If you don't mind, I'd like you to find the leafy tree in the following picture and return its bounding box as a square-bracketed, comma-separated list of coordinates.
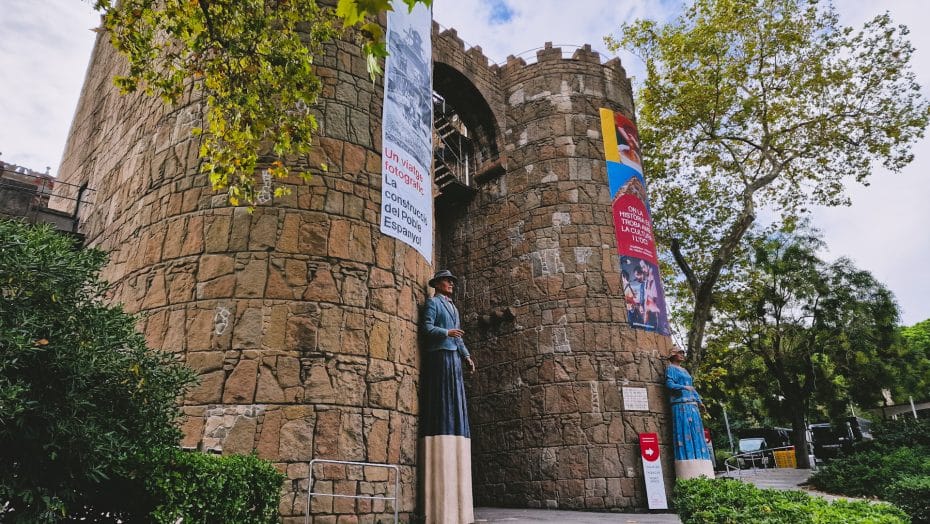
[608, 0, 929, 370]
[92, 0, 431, 207]
[888, 318, 930, 402]
[702, 227, 904, 468]
[0, 219, 195, 522]
[902, 319, 930, 354]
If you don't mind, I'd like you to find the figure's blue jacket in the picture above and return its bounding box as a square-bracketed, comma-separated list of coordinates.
[666, 365, 702, 404]
[421, 295, 470, 358]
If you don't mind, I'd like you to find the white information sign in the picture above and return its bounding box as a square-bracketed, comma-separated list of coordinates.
[639, 433, 669, 509]
[381, 3, 433, 262]
[622, 386, 649, 411]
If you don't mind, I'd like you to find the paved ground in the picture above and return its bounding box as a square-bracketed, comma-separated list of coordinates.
[474, 507, 681, 523]
[718, 467, 854, 501]
[718, 467, 814, 490]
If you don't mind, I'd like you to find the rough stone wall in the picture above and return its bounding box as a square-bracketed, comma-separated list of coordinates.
[58, 26, 429, 524]
[436, 43, 677, 510]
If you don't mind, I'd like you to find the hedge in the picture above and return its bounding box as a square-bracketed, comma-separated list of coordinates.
[674, 478, 907, 524]
[870, 418, 930, 451]
[147, 449, 284, 524]
[808, 447, 930, 497]
[886, 475, 930, 524]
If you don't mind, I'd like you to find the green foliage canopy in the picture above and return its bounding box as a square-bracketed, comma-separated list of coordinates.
[699, 226, 907, 466]
[93, 0, 430, 207]
[0, 220, 195, 522]
[608, 0, 929, 369]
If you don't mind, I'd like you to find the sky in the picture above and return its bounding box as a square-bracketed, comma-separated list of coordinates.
[1, 0, 927, 325]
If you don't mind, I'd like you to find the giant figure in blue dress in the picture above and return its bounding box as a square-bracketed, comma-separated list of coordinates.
[666, 347, 715, 479]
[419, 269, 475, 523]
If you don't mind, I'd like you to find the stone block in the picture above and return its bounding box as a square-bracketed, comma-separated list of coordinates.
[279, 417, 315, 462]
[278, 213, 301, 253]
[232, 307, 263, 349]
[229, 207, 251, 251]
[250, 212, 278, 250]
[267, 265, 298, 299]
[223, 415, 258, 455]
[223, 359, 258, 403]
[305, 363, 336, 403]
[179, 412, 205, 449]
[204, 214, 231, 252]
[256, 364, 286, 403]
[236, 257, 267, 297]
[181, 214, 204, 255]
[199, 254, 235, 281]
[314, 409, 342, 458]
[188, 370, 224, 404]
[167, 270, 195, 304]
[196, 274, 236, 299]
[304, 269, 340, 302]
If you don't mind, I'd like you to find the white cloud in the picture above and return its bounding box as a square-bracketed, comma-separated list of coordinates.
[0, 0, 99, 172]
[433, 0, 682, 77]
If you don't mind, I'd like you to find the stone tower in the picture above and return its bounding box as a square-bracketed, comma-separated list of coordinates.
[59, 19, 430, 523]
[58, 15, 675, 523]
[431, 31, 676, 510]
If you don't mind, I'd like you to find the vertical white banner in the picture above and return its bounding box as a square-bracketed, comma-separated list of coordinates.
[381, 3, 433, 262]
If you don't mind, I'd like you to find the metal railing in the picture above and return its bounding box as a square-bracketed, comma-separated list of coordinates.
[305, 459, 399, 524]
[433, 92, 476, 188]
[723, 445, 800, 477]
[0, 168, 95, 233]
[508, 43, 613, 65]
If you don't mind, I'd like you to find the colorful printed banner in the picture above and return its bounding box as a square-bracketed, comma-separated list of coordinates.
[381, 3, 433, 262]
[600, 108, 670, 335]
[639, 433, 669, 510]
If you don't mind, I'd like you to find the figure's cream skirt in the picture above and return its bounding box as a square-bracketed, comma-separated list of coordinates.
[674, 458, 715, 480]
[420, 435, 474, 524]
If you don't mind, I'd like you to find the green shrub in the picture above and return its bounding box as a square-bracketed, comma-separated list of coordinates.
[715, 449, 734, 467]
[808, 447, 930, 497]
[0, 220, 195, 522]
[872, 418, 930, 451]
[674, 478, 908, 524]
[886, 475, 930, 524]
[148, 449, 285, 524]
[0, 220, 284, 523]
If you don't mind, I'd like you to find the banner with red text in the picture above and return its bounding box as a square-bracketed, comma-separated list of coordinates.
[600, 108, 670, 335]
[381, 3, 433, 262]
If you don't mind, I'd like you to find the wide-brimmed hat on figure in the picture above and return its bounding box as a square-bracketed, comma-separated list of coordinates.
[429, 269, 458, 288]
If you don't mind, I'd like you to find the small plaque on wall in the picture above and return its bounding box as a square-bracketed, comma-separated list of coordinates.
[622, 387, 649, 411]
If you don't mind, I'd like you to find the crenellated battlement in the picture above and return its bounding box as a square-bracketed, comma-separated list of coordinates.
[432, 22, 496, 70]
[431, 24, 630, 89]
[500, 41, 628, 80]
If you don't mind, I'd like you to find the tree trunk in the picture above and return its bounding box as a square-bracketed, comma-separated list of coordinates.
[675, 191, 758, 374]
[687, 290, 713, 373]
[789, 400, 812, 469]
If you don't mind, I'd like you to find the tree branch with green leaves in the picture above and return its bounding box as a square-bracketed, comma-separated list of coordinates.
[92, 0, 431, 207]
[607, 0, 929, 370]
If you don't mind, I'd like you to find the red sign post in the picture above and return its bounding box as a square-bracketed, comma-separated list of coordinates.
[639, 433, 668, 509]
